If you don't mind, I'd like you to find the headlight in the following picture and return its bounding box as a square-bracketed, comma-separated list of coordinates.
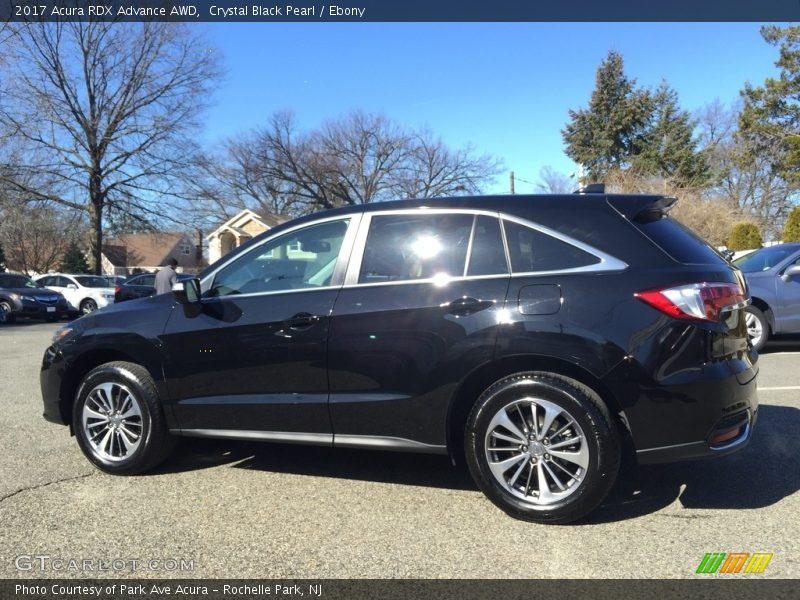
[52, 325, 75, 345]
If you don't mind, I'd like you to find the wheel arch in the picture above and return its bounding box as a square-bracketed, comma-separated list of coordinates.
[59, 348, 164, 428]
[749, 296, 775, 332]
[445, 354, 630, 464]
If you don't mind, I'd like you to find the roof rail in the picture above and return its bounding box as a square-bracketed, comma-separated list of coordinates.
[573, 183, 605, 194]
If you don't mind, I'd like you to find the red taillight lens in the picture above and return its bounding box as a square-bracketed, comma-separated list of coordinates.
[635, 282, 747, 322]
[114, 287, 121, 294]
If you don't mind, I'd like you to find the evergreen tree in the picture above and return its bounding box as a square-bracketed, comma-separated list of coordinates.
[0, 242, 6, 272]
[783, 206, 800, 242]
[727, 223, 763, 251]
[632, 82, 710, 185]
[60, 241, 90, 273]
[740, 26, 800, 185]
[562, 51, 653, 180]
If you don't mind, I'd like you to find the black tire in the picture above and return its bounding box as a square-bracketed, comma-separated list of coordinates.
[465, 372, 620, 524]
[72, 361, 175, 474]
[0, 300, 16, 324]
[745, 305, 769, 352]
[80, 298, 98, 315]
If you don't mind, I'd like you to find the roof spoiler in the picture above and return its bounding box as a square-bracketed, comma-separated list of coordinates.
[607, 195, 678, 222]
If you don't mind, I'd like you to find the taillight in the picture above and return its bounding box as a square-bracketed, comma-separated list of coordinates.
[635, 282, 747, 322]
[114, 287, 121, 295]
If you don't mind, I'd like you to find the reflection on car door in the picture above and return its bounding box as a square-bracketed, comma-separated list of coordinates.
[327, 212, 510, 450]
[160, 217, 358, 440]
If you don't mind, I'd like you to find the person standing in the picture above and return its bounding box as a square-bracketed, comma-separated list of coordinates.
[154, 257, 179, 295]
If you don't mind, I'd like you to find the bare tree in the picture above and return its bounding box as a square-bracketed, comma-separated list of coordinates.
[396, 130, 501, 198]
[0, 201, 87, 275]
[0, 21, 221, 273]
[695, 100, 799, 238]
[536, 166, 574, 194]
[194, 110, 501, 220]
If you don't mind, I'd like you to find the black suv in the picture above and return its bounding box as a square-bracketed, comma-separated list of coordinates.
[41, 193, 758, 523]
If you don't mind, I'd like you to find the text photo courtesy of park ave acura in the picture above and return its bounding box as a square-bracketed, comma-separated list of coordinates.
[1, 5, 799, 594]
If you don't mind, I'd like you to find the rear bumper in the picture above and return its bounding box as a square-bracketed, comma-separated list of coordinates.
[636, 406, 757, 464]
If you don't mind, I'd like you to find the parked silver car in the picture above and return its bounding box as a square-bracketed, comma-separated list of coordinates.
[734, 243, 800, 350]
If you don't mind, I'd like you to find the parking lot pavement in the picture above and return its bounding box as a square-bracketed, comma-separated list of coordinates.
[0, 322, 797, 579]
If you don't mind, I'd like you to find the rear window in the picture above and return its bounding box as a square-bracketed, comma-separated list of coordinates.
[632, 217, 726, 265]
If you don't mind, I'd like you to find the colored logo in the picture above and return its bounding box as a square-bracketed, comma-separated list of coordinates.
[696, 552, 773, 574]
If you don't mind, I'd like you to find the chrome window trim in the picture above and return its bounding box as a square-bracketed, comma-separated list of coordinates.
[200, 213, 360, 297]
[344, 207, 627, 286]
[501, 214, 628, 275]
[463, 216, 478, 277]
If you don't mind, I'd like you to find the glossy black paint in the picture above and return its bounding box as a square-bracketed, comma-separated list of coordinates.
[41, 193, 758, 465]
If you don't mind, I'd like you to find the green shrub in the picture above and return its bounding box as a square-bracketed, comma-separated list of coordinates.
[783, 207, 800, 242]
[727, 223, 763, 251]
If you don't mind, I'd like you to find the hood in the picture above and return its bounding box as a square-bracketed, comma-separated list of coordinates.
[3, 287, 65, 300]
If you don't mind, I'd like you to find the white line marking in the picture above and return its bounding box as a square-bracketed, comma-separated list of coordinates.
[759, 386, 800, 391]
[763, 351, 800, 355]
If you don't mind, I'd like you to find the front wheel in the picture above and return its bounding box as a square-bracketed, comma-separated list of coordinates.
[465, 372, 620, 524]
[745, 305, 769, 352]
[0, 300, 16, 324]
[72, 361, 175, 474]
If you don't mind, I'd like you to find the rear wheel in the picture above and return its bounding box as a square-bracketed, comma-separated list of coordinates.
[465, 372, 620, 524]
[745, 305, 769, 352]
[80, 298, 98, 315]
[72, 361, 175, 474]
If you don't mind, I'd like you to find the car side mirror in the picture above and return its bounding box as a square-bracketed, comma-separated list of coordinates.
[780, 265, 800, 282]
[173, 278, 201, 304]
[67, 284, 78, 290]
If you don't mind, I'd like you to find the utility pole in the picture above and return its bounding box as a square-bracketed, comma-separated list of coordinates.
[509, 171, 515, 195]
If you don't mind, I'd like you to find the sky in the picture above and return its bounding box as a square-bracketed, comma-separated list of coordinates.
[200, 23, 783, 195]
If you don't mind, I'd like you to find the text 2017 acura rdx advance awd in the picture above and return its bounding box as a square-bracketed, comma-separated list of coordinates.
[41, 191, 758, 523]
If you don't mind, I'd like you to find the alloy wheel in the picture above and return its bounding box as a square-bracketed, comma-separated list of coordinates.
[745, 311, 764, 348]
[484, 397, 588, 505]
[81, 382, 143, 462]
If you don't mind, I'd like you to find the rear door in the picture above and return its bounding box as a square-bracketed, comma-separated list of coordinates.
[327, 210, 510, 450]
[775, 252, 800, 333]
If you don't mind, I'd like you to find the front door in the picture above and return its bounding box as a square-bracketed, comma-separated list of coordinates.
[161, 216, 356, 439]
[776, 252, 800, 333]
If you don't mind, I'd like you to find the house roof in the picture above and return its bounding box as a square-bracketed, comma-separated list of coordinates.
[104, 232, 187, 267]
[207, 208, 287, 239]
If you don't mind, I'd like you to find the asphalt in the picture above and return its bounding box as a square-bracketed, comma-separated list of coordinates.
[0, 322, 797, 579]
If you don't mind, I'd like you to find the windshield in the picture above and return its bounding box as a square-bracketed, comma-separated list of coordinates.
[75, 276, 111, 288]
[0, 274, 39, 289]
[733, 245, 800, 273]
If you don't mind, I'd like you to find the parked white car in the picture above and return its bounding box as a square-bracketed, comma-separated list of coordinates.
[34, 273, 115, 315]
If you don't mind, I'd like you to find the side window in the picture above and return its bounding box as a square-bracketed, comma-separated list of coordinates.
[503, 220, 601, 273]
[359, 213, 473, 284]
[59, 277, 75, 287]
[142, 274, 156, 287]
[467, 216, 508, 276]
[39, 277, 53, 287]
[209, 219, 350, 297]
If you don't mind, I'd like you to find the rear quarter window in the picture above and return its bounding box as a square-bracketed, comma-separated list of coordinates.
[633, 217, 727, 265]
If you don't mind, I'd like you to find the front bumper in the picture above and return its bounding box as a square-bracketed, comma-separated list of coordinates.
[17, 298, 69, 319]
[41, 345, 70, 425]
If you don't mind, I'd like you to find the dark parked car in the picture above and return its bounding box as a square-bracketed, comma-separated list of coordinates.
[114, 272, 193, 302]
[41, 192, 758, 523]
[0, 273, 69, 324]
[733, 243, 800, 351]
